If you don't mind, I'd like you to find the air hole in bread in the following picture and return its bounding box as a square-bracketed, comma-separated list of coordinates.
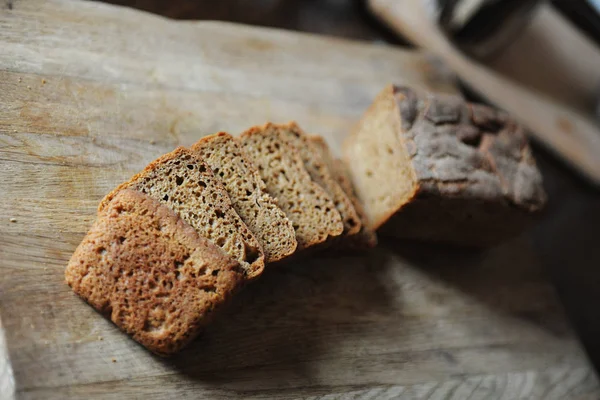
[244, 243, 260, 265]
[143, 319, 165, 333]
[479, 119, 503, 133]
[175, 270, 183, 281]
[186, 164, 194, 170]
[461, 134, 483, 148]
[175, 176, 184, 186]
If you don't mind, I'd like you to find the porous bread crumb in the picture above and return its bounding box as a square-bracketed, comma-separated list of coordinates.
[66, 189, 245, 355]
[98, 147, 264, 279]
[240, 123, 343, 251]
[191, 132, 297, 263]
[278, 123, 361, 237]
[309, 136, 377, 249]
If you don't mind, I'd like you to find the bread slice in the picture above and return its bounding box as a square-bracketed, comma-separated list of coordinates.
[190, 132, 297, 263]
[278, 123, 361, 237]
[343, 84, 547, 246]
[66, 189, 245, 356]
[239, 123, 344, 251]
[309, 136, 377, 249]
[99, 147, 265, 278]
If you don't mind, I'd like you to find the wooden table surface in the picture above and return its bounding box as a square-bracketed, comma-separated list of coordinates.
[1, 1, 599, 399]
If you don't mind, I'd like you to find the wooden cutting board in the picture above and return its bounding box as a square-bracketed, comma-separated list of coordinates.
[0, 1, 598, 399]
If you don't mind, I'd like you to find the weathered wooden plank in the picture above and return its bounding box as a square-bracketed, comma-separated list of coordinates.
[0, 0, 597, 398]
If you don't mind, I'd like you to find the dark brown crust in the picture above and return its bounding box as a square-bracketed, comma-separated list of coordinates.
[99, 147, 265, 279]
[309, 136, 377, 249]
[393, 85, 547, 212]
[381, 86, 547, 245]
[66, 189, 245, 356]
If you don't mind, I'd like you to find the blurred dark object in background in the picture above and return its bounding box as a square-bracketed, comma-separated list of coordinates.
[553, 0, 600, 47]
[102, 0, 296, 23]
[434, 0, 600, 53]
[100, 0, 383, 40]
[432, 0, 600, 116]
[436, 0, 542, 59]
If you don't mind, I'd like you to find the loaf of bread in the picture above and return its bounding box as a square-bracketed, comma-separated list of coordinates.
[66, 189, 245, 356]
[343, 85, 547, 246]
[279, 123, 361, 237]
[309, 136, 377, 249]
[190, 132, 297, 263]
[240, 123, 344, 251]
[99, 147, 265, 279]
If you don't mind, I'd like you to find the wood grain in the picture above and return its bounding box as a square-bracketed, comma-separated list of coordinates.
[0, 0, 598, 398]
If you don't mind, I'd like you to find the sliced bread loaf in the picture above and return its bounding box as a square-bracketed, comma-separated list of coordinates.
[190, 132, 297, 263]
[239, 123, 343, 251]
[278, 123, 361, 237]
[309, 136, 377, 249]
[99, 147, 265, 278]
[66, 189, 245, 356]
[343, 84, 547, 246]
